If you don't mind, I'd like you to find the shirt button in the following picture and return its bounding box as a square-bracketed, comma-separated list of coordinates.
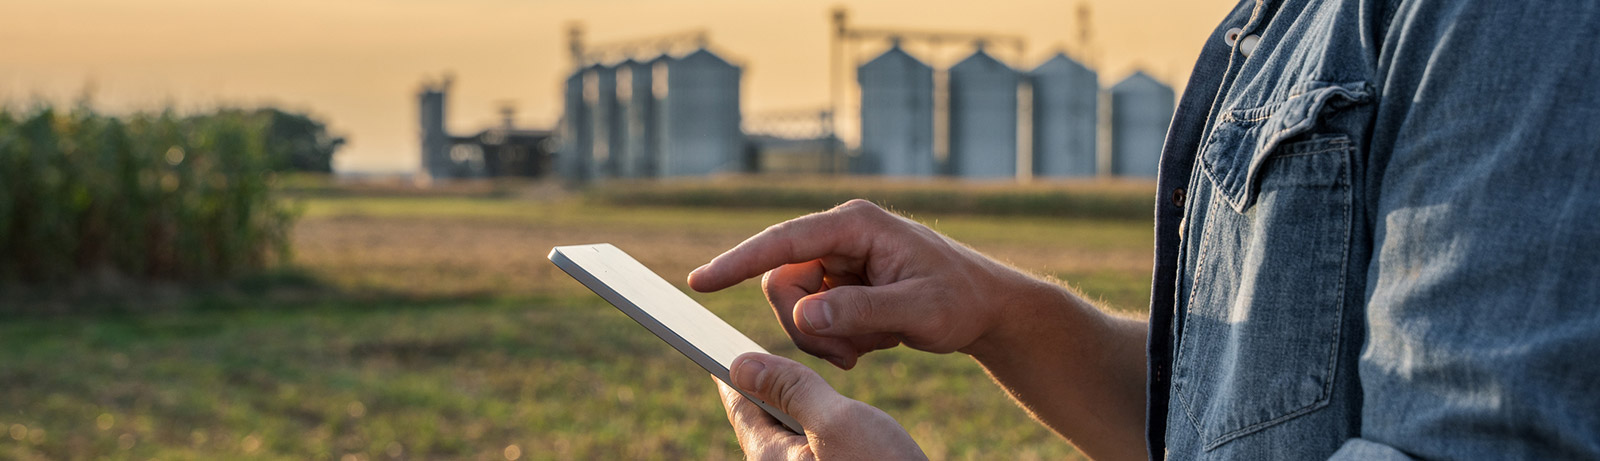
[1172, 188, 1187, 208]
[1240, 34, 1261, 56]
[1224, 28, 1243, 47]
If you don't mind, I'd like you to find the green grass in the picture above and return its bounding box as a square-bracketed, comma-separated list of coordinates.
[0, 183, 1154, 460]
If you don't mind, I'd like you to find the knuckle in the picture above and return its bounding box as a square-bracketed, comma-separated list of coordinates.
[920, 311, 950, 338]
[839, 198, 877, 210]
[806, 398, 869, 436]
[764, 219, 795, 238]
[838, 288, 877, 329]
[783, 444, 813, 461]
[911, 299, 957, 349]
[764, 364, 824, 415]
[760, 268, 777, 291]
[838, 199, 885, 217]
[768, 368, 806, 408]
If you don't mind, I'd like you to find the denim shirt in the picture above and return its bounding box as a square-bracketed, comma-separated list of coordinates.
[1146, 0, 1600, 459]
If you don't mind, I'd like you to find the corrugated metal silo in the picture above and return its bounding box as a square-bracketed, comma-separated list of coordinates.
[1030, 53, 1099, 177]
[617, 58, 657, 178]
[947, 47, 1020, 179]
[585, 63, 623, 179]
[655, 48, 743, 177]
[418, 83, 451, 179]
[560, 70, 593, 183]
[856, 43, 935, 176]
[1109, 71, 1175, 177]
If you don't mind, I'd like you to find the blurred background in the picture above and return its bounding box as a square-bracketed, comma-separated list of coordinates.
[1, 0, 1233, 459]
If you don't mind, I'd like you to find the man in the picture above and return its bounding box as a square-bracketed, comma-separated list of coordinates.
[688, 0, 1600, 458]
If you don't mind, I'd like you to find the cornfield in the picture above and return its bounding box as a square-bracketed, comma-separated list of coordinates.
[0, 105, 296, 284]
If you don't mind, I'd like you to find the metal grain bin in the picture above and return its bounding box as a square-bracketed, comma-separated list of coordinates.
[654, 48, 743, 177]
[1109, 71, 1175, 177]
[857, 43, 936, 177]
[418, 82, 452, 179]
[585, 63, 622, 179]
[560, 70, 593, 183]
[617, 58, 657, 178]
[947, 47, 1020, 179]
[1030, 53, 1099, 177]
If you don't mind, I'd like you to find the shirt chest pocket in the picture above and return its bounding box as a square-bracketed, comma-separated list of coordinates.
[1171, 82, 1368, 449]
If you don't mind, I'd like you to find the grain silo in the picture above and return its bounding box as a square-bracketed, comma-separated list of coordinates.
[1109, 71, 1175, 177]
[418, 79, 452, 179]
[947, 47, 1020, 179]
[617, 58, 657, 178]
[1030, 53, 1099, 178]
[584, 63, 622, 179]
[655, 48, 743, 177]
[856, 43, 936, 177]
[560, 70, 594, 183]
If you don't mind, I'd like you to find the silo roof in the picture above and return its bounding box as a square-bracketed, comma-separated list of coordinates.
[676, 47, 739, 68]
[1031, 52, 1093, 76]
[860, 44, 931, 71]
[950, 48, 1016, 75]
[1111, 71, 1170, 93]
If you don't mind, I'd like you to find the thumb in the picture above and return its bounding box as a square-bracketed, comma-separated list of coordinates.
[795, 282, 938, 340]
[730, 352, 845, 426]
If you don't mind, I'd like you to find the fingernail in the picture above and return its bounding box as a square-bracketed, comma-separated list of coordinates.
[734, 357, 767, 392]
[826, 356, 849, 369]
[802, 299, 832, 333]
[689, 264, 707, 278]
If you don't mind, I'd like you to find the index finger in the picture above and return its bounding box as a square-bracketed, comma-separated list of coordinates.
[688, 200, 880, 292]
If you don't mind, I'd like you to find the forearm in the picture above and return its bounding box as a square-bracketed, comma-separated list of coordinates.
[963, 274, 1149, 461]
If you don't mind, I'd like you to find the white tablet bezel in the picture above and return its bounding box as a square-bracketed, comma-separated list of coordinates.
[549, 243, 805, 434]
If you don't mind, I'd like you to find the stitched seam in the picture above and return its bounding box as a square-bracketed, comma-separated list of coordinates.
[1271, 146, 1347, 158]
[1321, 144, 1353, 422]
[1200, 145, 1355, 450]
[1224, 82, 1369, 126]
[1175, 186, 1222, 435]
[1203, 397, 1334, 450]
[1230, 112, 1274, 123]
[1281, 136, 1350, 155]
[1199, 150, 1249, 222]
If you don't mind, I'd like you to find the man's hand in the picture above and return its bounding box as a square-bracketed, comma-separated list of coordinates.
[695, 199, 1151, 460]
[689, 200, 1044, 369]
[718, 352, 926, 460]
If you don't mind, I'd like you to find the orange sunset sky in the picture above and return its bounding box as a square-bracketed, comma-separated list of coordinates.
[2, 0, 1238, 173]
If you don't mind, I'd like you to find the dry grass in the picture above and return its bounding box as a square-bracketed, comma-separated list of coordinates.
[293, 193, 1153, 311]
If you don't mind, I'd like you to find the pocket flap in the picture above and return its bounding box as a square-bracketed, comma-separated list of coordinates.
[1199, 81, 1371, 213]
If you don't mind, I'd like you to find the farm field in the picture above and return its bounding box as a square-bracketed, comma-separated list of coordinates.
[0, 180, 1155, 460]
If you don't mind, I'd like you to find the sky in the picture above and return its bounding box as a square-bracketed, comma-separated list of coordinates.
[1, 0, 1238, 173]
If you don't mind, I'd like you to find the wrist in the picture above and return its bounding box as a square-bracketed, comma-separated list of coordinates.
[960, 268, 1096, 361]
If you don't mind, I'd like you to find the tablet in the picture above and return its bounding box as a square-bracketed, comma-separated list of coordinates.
[548, 243, 805, 434]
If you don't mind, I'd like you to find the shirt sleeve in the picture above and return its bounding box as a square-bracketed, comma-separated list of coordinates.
[1341, 0, 1600, 458]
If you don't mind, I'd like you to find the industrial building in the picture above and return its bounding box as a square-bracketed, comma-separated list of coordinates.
[558, 43, 745, 182]
[654, 48, 745, 177]
[1030, 53, 1099, 177]
[946, 46, 1021, 179]
[417, 77, 555, 181]
[616, 58, 657, 178]
[418, 15, 1178, 183]
[831, 6, 1169, 181]
[856, 43, 935, 177]
[1109, 71, 1175, 178]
